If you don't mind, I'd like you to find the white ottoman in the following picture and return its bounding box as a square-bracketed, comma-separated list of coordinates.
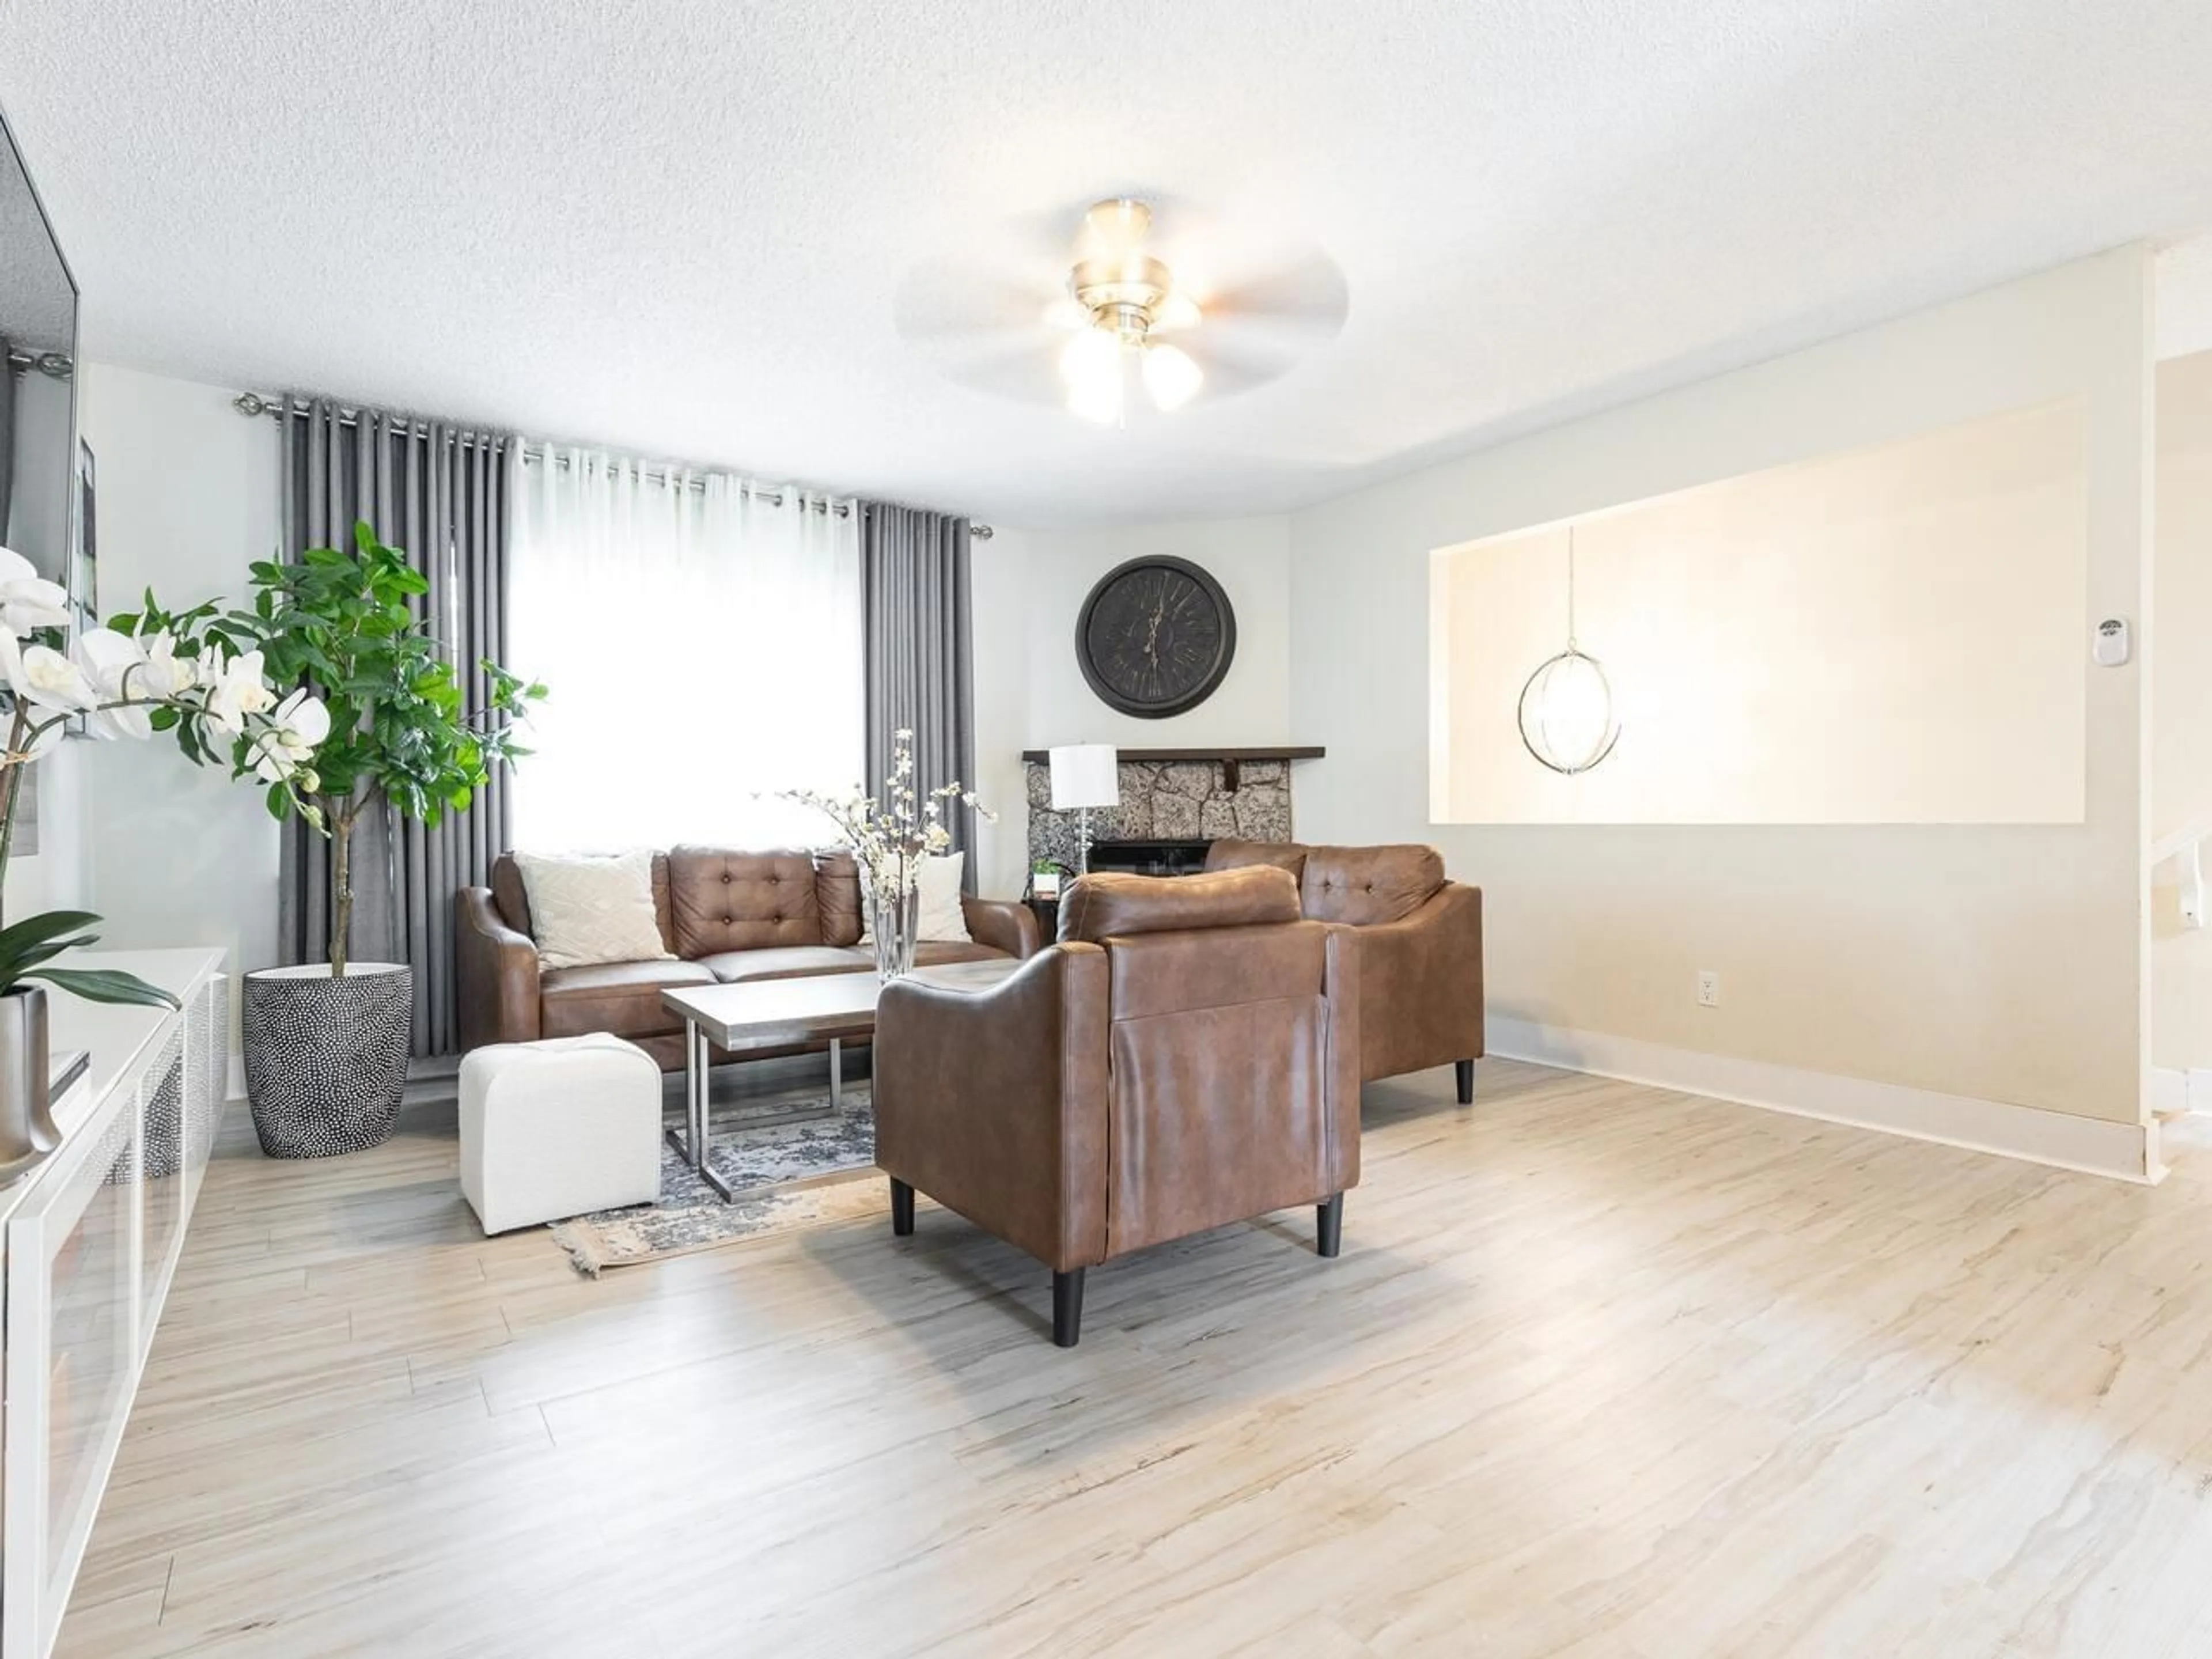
[460, 1034, 662, 1234]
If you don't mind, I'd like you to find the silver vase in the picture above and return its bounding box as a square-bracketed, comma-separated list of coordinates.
[872, 884, 921, 982]
[0, 984, 59, 1185]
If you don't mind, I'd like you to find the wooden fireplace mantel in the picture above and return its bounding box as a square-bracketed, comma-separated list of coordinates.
[1019, 747, 1324, 792]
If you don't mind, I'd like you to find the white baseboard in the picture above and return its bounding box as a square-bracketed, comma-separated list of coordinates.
[1490, 1017, 2162, 1185]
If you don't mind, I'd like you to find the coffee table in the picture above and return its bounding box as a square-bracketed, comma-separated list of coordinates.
[659, 960, 1020, 1200]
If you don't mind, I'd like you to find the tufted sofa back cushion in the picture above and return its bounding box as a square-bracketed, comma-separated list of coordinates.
[1202, 837, 1312, 884]
[814, 850, 865, 947]
[1300, 844, 1445, 926]
[667, 847, 824, 957]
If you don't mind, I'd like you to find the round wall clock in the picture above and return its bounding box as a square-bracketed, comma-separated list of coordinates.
[1075, 555, 1238, 718]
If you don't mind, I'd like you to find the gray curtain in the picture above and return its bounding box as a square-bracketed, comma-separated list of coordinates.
[278, 396, 512, 1058]
[861, 503, 976, 888]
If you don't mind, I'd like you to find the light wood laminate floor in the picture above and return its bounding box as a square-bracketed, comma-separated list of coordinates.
[56, 1059, 2212, 1659]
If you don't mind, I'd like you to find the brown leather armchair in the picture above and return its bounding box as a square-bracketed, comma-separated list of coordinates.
[1206, 839, 1483, 1102]
[873, 865, 1361, 1346]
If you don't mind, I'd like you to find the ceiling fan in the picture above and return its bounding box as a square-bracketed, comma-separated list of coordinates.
[895, 196, 1350, 423]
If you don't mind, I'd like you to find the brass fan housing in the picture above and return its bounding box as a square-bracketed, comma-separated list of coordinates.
[1068, 200, 1181, 344]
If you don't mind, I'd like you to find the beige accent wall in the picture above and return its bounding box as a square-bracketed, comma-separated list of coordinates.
[1430, 402, 2089, 826]
[2152, 350, 2212, 1071]
[1290, 249, 2154, 1124]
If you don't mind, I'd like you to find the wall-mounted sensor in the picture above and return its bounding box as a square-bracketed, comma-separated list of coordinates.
[2094, 618, 2131, 667]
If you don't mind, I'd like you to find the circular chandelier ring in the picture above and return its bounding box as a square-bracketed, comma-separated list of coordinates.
[1516, 646, 1622, 777]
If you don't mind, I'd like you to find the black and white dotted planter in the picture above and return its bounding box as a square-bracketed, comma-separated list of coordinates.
[242, 964, 412, 1160]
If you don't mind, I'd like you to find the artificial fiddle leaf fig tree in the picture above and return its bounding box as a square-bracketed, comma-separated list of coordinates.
[120, 520, 543, 1160]
[228, 520, 542, 976]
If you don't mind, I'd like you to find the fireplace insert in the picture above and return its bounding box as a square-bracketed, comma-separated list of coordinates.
[1084, 839, 1213, 878]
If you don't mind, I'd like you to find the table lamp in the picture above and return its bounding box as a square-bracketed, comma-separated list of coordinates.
[1048, 745, 1119, 875]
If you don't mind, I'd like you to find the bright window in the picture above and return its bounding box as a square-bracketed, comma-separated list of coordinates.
[508, 449, 863, 850]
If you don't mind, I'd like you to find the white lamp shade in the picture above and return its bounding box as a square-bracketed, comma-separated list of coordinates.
[1049, 744, 1120, 810]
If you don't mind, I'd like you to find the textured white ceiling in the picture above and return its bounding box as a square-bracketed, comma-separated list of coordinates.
[2, 1, 2209, 527]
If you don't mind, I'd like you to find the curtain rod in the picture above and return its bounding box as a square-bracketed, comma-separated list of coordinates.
[230, 391, 993, 538]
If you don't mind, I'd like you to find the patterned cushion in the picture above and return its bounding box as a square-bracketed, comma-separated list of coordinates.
[512, 850, 675, 971]
[857, 853, 971, 944]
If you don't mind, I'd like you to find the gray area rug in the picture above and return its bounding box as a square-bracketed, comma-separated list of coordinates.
[549, 1085, 885, 1276]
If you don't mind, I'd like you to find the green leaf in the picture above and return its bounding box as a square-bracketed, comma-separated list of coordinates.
[28, 968, 180, 1010]
[0, 910, 104, 961]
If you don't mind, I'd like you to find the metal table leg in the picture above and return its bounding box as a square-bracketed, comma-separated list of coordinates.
[830, 1037, 842, 1111]
[664, 1017, 736, 1200]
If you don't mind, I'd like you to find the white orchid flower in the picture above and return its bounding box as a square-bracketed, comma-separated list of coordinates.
[200, 648, 277, 734]
[134, 630, 198, 699]
[250, 688, 330, 783]
[73, 628, 156, 740]
[0, 547, 71, 637]
[72, 627, 144, 692]
[0, 632, 97, 714]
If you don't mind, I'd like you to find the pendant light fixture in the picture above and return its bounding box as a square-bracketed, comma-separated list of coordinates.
[1517, 526, 1620, 775]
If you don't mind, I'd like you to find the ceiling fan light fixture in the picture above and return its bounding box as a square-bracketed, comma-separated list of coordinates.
[1152, 290, 1203, 333]
[1061, 327, 1125, 424]
[1056, 199, 1213, 422]
[1142, 342, 1203, 411]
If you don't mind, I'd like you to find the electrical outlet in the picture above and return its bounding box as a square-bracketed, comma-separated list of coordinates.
[1696, 971, 1721, 1009]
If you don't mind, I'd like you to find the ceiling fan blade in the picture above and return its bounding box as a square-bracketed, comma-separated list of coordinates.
[910, 339, 1071, 408]
[893, 263, 1063, 354]
[1199, 252, 1351, 342]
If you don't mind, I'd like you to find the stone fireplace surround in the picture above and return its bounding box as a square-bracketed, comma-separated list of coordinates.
[1020, 748, 1321, 873]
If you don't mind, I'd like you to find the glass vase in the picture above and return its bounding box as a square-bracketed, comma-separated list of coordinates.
[872, 881, 921, 982]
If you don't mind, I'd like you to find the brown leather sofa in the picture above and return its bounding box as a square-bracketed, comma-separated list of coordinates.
[1205, 838, 1484, 1101]
[456, 847, 1041, 1071]
[873, 865, 1360, 1346]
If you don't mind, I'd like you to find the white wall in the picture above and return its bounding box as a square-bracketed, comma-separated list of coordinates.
[2152, 349, 2212, 1071]
[968, 513, 1294, 896]
[75, 363, 282, 1032]
[1289, 249, 2154, 1129]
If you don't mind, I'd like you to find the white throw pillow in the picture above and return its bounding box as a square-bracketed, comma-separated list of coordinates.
[917, 852, 971, 942]
[512, 850, 673, 971]
[857, 853, 972, 944]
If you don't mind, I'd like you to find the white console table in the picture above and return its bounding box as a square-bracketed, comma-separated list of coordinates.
[0, 949, 226, 1659]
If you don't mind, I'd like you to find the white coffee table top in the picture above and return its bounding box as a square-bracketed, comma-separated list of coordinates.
[660, 959, 1020, 1050]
